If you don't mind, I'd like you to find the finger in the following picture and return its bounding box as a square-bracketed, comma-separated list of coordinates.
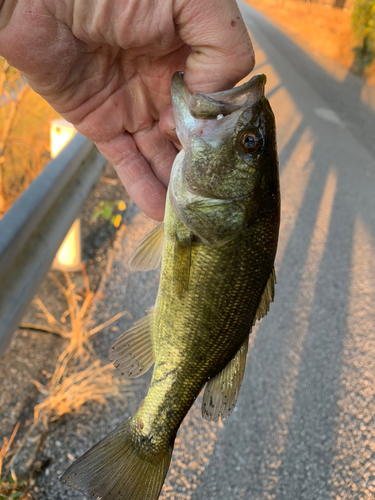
[133, 122, 179, 188]
[174, 0, 255, 94]
[96, 133, 167, 221]
[159, 105, 181, 148]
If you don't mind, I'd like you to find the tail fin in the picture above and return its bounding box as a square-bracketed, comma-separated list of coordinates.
[60, 420, 172, 500]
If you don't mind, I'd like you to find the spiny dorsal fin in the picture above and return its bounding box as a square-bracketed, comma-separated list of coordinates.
[129, 223, 164, 272]
[253, 267, 276, 325]
[61, 419, 172, 500]
[109, 311, 154, 378]
[202, 334, 249, 422]
[173, 232, 192, 298]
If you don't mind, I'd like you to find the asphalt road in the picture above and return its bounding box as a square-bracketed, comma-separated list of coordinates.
[188, 4, 375, 499]
[36, 3, 375, 499]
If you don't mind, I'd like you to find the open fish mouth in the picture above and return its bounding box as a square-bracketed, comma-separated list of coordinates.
[170, 72, 266, 207]
[189, 73, 267, 119]
[172, 72, 266, 120]
[171, 72, 266, 151]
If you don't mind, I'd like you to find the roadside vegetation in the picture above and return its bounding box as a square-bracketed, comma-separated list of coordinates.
[0, 269, 133, 500]
[0, 58, 60, 217]
[92, 199, 127, 228]
[245, 0, 375, 85]
[352, 0, 375, 75]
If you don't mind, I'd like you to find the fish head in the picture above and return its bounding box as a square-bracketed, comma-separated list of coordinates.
[169, 72, 279, 247]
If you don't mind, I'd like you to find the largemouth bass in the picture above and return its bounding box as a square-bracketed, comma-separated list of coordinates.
[61, 71, 280, 500]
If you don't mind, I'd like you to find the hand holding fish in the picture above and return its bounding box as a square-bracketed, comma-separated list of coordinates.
[0, 0, 254, 220]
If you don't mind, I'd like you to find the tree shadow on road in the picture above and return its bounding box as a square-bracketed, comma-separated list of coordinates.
[191, 9, 375, 500]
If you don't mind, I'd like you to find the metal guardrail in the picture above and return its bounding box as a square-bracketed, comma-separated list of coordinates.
[0, 133, 107, 354]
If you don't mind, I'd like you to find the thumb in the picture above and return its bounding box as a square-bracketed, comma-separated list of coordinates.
[174, 0, 255, 94]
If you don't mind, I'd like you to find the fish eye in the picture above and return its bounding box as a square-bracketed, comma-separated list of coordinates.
[240, 133, 262, 154]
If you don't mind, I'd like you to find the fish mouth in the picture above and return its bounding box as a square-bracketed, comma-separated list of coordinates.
[171, 72, 266, 152]
[171, 72, 266, 121]
[189, 73, 266, 119]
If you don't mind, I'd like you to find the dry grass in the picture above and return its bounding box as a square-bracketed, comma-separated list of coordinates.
[0, 423, 27, 499]
[30, 271, 130, 360]
[0, 424, 19, 478]
[33, 360, 120, 423]
[245, 0, 375, 84]
[5, 268, 133, 475]
[30, 270, 132, 427]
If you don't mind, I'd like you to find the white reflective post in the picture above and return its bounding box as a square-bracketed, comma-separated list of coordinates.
[50, 119, 82, 271]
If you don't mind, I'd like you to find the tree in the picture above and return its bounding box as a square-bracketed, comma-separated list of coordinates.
[0, 58, 29, 213]
[351, 0, 375, 75]
[334, 0, 347, 9]
[0, 57, 59, 216]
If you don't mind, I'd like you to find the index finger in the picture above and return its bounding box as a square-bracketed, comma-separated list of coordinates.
[97, 132, 167, 222]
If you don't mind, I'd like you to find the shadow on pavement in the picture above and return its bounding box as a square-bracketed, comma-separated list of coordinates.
[190, 6, 375, 500]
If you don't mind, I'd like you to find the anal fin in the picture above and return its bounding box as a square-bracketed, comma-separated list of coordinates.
[109, 311, 154, 378]
[202, 334, 249, 422]
[129, 223, 164, 272]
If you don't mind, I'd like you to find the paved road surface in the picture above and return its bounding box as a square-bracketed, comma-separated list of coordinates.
[37, 3, 375, 499]
[189, 4, 375, 499]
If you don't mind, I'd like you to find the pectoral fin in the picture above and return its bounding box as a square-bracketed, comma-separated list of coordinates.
[254, 267, 276, 324]
[202, 334, 249, 422]
[109, 311, 154, 378]
[129, 223, 164, 272]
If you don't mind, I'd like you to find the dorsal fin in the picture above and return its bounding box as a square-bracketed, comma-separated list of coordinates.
[202, 334, 249, 422]
[254, 267, 276, 324]
[201, 268, 276, 422]
[129, 223, 164, 272]
[109, 311, 155, 378]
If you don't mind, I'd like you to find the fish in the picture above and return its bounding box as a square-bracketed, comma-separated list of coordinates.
[61, 71, 280, 500]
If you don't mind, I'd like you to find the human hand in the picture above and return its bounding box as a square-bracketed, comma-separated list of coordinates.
[0, 0, 254, 220]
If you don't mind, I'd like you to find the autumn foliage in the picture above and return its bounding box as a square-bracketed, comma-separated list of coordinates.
[0, 57, 60, 217]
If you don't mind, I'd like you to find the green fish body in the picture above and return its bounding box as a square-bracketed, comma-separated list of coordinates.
[62, 72, 280, 500]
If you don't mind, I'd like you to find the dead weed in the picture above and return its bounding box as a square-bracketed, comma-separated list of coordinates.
[5, 267, 133, 476]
